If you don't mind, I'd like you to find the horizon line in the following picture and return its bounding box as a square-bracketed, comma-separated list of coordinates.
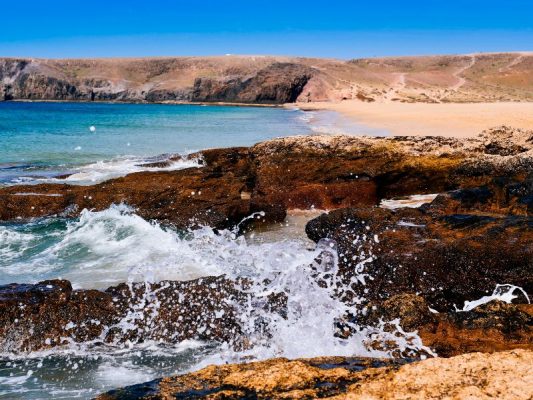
[1, 50, 532, 62]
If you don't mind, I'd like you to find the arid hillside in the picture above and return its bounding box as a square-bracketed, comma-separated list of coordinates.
[1, 52, 532, 104]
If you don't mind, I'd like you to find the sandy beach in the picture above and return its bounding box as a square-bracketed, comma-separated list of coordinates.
[297, 101, 533, 138]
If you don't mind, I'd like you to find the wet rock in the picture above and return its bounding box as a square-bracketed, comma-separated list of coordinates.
[360, 295, 533, 357]
[429, 173, 533, 216]
[425, 302, 533, 357]
[104, 277, 248, 346]
[0, 149, 276, 231]
[1, 128, 532, 232]
[0, 277, 250, 353]
[1, 278, 530, 357]
[0, 280, 116, 352]
[134, 154, 184, 168]
[306, 206, 533, 311]
[97, 349, 533, 399]
[362, 294, 439, 332]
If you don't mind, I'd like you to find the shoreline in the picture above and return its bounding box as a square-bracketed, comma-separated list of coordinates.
[6, 99, 285, 108]
[296, 100, 533, 138]
[1, 129, 532, 398]
[6, 99, 533, 139]
[295, 100, 533, 138]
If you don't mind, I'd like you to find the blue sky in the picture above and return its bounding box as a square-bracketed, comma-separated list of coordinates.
[1, 0, 531, 59]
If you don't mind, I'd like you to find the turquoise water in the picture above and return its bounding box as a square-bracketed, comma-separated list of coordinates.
[0, 102, 320, 398]
[0, 102, 409, 399]
[0, 102, 313, 185]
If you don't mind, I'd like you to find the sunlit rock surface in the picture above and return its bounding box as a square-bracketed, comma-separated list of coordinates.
[2, 54, 533, 103]
[97, 349, 533, 399]
[1, 127, 531, 231]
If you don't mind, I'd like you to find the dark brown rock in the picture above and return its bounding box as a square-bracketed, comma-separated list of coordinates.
[0, 277, 249, 353]
[430, 174, 533, 216]
[0, 280, 116, 352]
[306, 205, 533, 311]
[0, 149, 276, 231]
[359, 294, 533, 357]
[1, 129, 532, 232]
[1, 277, 531, 356]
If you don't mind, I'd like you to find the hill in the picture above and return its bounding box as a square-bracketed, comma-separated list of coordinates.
[1, 53, 532, 104]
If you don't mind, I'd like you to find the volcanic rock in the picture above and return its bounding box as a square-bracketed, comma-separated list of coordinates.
[2, 128, 532, 232]
[1, 278, 531, 356]
[96, 349, 533, 399]
[0, 277, 248, 353]
[306, 204, 532, 311]
[2, 53, 533, 103]
[191, 63, 313, 104]
[360, 294, 533, 357]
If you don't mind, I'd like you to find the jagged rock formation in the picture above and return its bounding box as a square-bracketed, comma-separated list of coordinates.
[305, 198, 532, 311]
[1, 127, 532, 397]
[361, 295, 532, 357]
[1, 126, 531, 230]
[1, 52, 532, 104]
[0, 277, 246, 353]
[97, 349, 533, 399]
[1, 278, 531, 355]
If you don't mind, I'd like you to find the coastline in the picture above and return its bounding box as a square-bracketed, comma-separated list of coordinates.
[8, 99, 285, 108]
[7, 99, 533, 139]
[295, 100, 533, 138]
[1, 128, 532, 398]
[5, 100, 381, 142]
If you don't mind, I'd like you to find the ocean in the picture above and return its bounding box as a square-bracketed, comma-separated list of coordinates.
[0, 102, 318, 186]
[0, 102, 403, 399]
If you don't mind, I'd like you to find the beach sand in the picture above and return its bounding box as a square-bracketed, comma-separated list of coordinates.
[296, 101, 533, 138]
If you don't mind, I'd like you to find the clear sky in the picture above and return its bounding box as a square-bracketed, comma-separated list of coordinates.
[1, 0, 531, 59]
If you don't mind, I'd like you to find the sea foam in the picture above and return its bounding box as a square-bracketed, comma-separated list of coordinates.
[0, 206, 434, 398]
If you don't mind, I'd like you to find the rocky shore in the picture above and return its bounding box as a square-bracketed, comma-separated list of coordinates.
[1, 277, 530, 356]
[2, 126, 532, 229]
[97, 349, 533, 399]
[0, 126, 531, 398]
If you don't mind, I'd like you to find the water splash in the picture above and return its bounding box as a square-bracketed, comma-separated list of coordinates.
[47, 153, 202, 185]
[455, 284, 530, 312]
[0, 206, 434, 398]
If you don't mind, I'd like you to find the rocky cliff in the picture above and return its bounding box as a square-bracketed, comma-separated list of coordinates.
[1, 52, 532, 104]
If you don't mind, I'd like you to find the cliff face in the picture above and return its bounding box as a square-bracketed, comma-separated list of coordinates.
[191, 63, 313, 103]
[1, 52, 532, 104]
[0, 58, 315, 104]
